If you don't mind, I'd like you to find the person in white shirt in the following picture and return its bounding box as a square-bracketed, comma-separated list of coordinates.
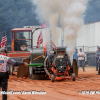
[77, 48, 85, 72]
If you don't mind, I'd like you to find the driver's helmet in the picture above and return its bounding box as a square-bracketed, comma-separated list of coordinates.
[19, 33, 23, 37]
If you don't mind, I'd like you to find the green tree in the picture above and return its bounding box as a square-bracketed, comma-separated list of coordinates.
[0, 0, 40, 46]
[84, 0, 100, 24]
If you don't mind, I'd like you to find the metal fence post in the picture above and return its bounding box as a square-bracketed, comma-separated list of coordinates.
[83, 45, 84, 52]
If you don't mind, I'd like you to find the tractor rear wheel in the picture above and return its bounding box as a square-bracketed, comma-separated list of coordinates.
[29, 66, 34, 80]
[72, 73, 76, 81]
[29, 59, 45, 80]
[9, 65, 13, 75]
[51, 74, 54, 82]
[29, 67, 45, 80]
[29, 59, 34, 80]
[73, 59, 78, 77]
[37, 74, 45, 80]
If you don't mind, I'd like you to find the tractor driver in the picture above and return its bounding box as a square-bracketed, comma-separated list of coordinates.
[17, 33, 27, 51]
[18, 33, 26, 39]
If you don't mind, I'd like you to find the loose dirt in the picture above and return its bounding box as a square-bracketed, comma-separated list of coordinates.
[0, 67, 100, 100]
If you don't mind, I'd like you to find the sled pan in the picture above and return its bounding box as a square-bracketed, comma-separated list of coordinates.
[73, 59, 78, 77]
[17, 58, 29, 78]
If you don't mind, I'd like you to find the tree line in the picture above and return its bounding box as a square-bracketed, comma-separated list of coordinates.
[0, 0, 40, 45]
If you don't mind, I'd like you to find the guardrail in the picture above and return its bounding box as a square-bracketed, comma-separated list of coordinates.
[76, 46, 99, 53]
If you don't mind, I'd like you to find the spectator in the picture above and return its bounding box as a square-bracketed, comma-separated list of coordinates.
[96, 47, 100, 72]
[0, 48, 28, 100]
[77, 48, 85, 72]
[73, 48, 78, 68]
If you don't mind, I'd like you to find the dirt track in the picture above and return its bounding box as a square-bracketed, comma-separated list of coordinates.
[1, 67, 100, 100]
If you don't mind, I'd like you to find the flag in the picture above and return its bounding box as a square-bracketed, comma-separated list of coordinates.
[41, 22, 47, 28]
[0, 35, 7, 48]
[36, 31, 43, 48]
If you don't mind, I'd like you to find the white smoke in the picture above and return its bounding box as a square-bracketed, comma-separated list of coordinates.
[31, 0, 88, 63]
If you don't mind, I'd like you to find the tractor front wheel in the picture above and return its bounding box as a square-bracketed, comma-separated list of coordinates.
[29, 66, 34, 80]
[72, 73, 76, 81]
[51, 74, 54, 82]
